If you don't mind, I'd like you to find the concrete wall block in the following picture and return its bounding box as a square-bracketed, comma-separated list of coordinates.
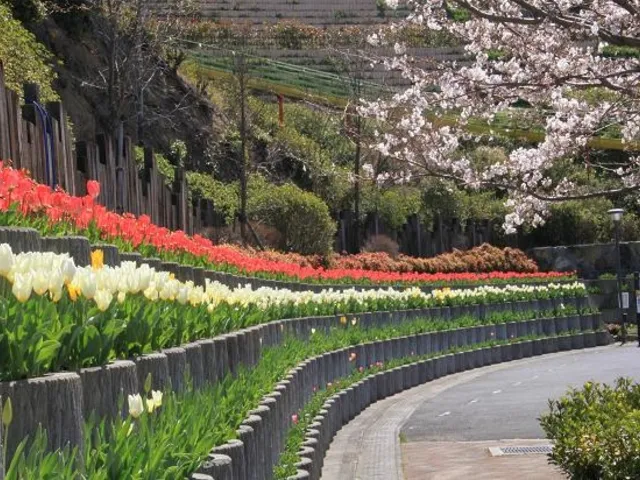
[559, 335, 572, 351]
[183, 342, 205, 390]
[214, 337, 230, 382]
[160, 261, 180, 276]
[500, 344, 513, 362]
[236, 332, 252, 368]
[568, 315, 581, 332]
[596, 330, 612, 346]
[79, 360, 138, 419]
[495, 323, 507, 341]
[242, 415, 264, 480]
[191, 473, 215, 480]
[238, 425, 257, 480]
[0, 372, 83, 462]
[259, 396, 279, 473]
[198, 339, 219, 386]
[201, 453, 232, 480]
[555, 317, 569, 334]
[571, 333, 585, 350]
[286, 469, 310, 479]
[506, 322, 518, 340]
[177, 265, 195, 283]
[482, 347, 492, 366]
[162, 347, 187, 393]
[41, 236, 91, 266]
[511, 342, 524, 360]
[212, 440, 246, 480]
[0, 227, 42, 254]
[491, 346, 502, 364]
[226, 334, 241, 377]
[192, 267, 205, 287]
[247, 409, 269, 480]
[135, 352, 170, 392]
[531, 339, 542, 356]
[473, 349, 484, 368]
[143, 258, 162, 270]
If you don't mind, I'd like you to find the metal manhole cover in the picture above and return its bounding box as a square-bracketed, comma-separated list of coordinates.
[489, 445, 553, 456]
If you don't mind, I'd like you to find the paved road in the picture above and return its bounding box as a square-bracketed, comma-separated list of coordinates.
[401, 344, 639, 442]
[321, 345, 639, 480]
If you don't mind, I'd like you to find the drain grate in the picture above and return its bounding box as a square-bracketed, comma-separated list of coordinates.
[489, 445, 553, 456]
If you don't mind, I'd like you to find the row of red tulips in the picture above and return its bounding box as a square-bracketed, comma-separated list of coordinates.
[0, 162, 574, 285]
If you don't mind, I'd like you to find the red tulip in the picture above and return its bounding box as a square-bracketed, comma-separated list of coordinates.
[86, 180, 100, 199]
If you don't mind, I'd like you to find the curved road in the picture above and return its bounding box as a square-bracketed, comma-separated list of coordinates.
[321, 344, 638, 480]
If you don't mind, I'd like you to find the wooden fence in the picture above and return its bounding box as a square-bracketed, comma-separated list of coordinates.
[337, 210, 506, 256]
[0, 61, 213, 236]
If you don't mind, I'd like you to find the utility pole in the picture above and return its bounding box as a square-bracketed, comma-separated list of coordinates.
[235, 51, 249, 245]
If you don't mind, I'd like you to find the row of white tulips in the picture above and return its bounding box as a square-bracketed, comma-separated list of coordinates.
[0, 244, 587, 312]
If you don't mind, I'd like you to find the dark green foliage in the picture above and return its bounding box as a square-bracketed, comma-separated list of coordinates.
[540, 378, 640, 480]
[249, 181, 337, 255]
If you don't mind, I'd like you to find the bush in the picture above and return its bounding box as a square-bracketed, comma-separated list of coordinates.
[362, 234, 400, 258]
[540, 378, 640, 480]
[249, 182, 336, 256]
[0, 3, 58, 102]
[330, 243, 538, 273]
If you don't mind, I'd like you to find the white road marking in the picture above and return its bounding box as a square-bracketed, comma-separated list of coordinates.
[492, 389, 502, 394]
[532, 375, 539, 380]
[513, 381, 522, 386]
[468, 398, 479, 404]
[438, 411, 451, 417]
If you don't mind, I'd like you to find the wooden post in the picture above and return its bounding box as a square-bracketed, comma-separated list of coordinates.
[146, 148, 158, 224]
[0, 61, 11, 161]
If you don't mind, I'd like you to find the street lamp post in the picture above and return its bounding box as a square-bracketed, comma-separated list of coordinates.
[608, 208, 625, 342]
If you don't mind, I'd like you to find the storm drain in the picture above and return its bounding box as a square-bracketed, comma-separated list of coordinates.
[489, 445, 553, 456]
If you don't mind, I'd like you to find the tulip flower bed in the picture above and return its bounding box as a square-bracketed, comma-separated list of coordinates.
[1, 308, 602, 479]
[0, 163, 574, 286]
[0, 244, 588, 381]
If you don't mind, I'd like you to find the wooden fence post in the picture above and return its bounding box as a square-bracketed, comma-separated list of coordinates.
[0, 61, 11, 161]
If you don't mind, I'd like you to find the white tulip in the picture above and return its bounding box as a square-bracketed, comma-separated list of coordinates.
[12, 273, 33, 303]
[61, 258, 76, 284]
[128, 394, 144, 418]
[94, 289, 113, 312]
[0, 244, 14, 276]
[176, 287, 189, 305]
[32, 270, 49, 296]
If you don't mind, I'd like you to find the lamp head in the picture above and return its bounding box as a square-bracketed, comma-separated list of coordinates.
[608, 208, 624, 223]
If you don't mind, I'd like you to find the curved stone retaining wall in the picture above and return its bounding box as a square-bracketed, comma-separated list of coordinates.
[0, 296, 582, 461]
[190, 317, 609, 480]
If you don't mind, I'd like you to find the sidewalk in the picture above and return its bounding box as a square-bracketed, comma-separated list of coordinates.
[401, 439, 566, 480]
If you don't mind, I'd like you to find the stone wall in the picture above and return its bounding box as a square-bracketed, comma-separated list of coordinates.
[530, 242, 640, 278]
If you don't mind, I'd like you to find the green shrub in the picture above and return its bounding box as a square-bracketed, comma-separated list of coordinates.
[540, 378, 640, 480]
[249, 181, 336, 255]
[0, 2, 58, 102]
[186, 171, 239, 224]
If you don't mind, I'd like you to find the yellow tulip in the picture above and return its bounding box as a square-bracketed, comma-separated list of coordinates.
[67, 283, 81, 302]
[91, 249, 104, 270]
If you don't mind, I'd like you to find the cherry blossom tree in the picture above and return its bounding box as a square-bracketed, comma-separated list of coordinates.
[364, 0, 640, 232]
